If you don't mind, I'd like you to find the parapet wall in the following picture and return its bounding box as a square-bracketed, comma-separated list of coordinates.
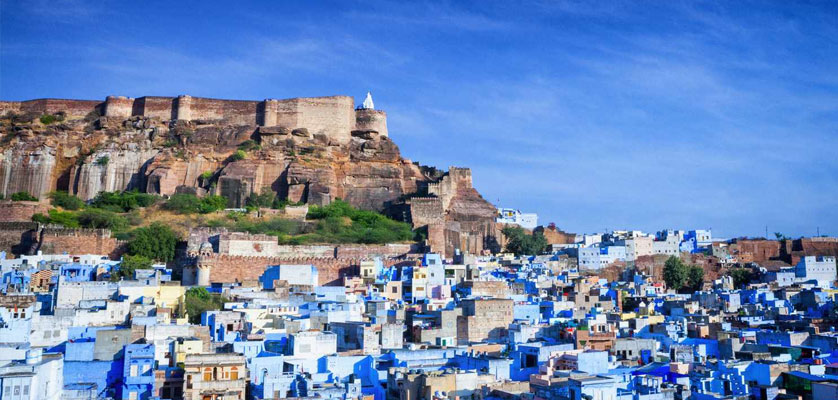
[202, 254, 365, 286]
[2, 94, 389, 145]
[0, 99, 104, 118]
[38, 227, 124, 258]
[0, 201, 50, 222]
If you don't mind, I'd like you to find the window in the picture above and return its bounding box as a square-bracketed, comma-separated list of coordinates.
[22, 386, 28, 395]
[230, 366, 239, 380]
[130, 364, 138, 376]
[203, 368, 212, 381]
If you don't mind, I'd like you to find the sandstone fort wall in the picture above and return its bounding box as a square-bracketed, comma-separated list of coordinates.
[38, 227, 124, 258]
[202, 254, 363, 286]
[1, 95, 381, 146]
[0, 201, 50, 222]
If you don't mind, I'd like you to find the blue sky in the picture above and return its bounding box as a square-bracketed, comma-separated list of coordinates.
[2, 1, 837, 238]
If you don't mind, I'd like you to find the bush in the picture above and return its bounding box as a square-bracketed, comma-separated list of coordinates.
[246, 188, 275, 209]
[165, 193, 227, 214]
[49, 191, 85, 210]
[10, 191, 37, 201]
[230, 149, 246, 161]
[198, 195, 228, 214]
[90, 191, 157, 212]
[237, 139, 261, 152]
[95, 156, 109, 166]
[39, 114, 56, 124]
[199, 171, 214, 180]
[164, 193, 201, 214]
[127, 222, 178, 262]
[32, 209, 80, 228]
[306, 199, 415, 244]
[77, 209, 128, 231]
[109, 254, 153, 282]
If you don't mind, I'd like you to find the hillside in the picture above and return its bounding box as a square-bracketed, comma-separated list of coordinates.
[0, 94, 499, 256]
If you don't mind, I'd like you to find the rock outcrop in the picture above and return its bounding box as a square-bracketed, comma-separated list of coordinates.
[0, 94, 499, 257]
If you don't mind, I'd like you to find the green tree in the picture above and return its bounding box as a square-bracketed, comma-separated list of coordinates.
[10, 191, 37, 201]
[687, 266, 705, 291]
[246, 188, 275, 208]
[198, 195, 228, 213]
[663, 256, 688, 291]
[184, 287, 225, 324]
[127, 222, 178, 262]
[77, 209, 129, 231]
[728, 267, 754, 289]
[90, 191, 157, 212]
[109, 255, 153, 282]
[49, 191, 85, 210]
[501, 225, 548, 256]
[164, 193, 202, 213]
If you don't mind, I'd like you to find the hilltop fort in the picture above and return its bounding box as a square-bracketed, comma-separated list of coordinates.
[0, 93, 499, 257]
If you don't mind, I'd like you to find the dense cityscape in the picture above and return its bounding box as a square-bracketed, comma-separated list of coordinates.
[2, 2, 837, 400]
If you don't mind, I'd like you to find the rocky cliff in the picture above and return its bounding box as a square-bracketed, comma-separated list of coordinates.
[0, 95, 499, 257]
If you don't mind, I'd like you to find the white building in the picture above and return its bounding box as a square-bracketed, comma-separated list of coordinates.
[795, 256, 837, 288]
[617, 236, 654, 262]
[497, 208, 538, 230]
[578, 246, 627, 269]
[652, 235, 680, 257]
[0, 348, 64, 400]
[290, 331, 337, 358]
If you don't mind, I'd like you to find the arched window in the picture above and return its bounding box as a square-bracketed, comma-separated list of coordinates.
[230, 366, 239, 380]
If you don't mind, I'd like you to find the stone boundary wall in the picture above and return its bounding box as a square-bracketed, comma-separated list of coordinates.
[204, 254, 371, 286]
[0, 99, 104, 118]
[38, 227, 125, 258]
[0, 200, 50, 222]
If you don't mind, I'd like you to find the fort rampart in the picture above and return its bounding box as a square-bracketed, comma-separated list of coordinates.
[0, 95, 387, 145]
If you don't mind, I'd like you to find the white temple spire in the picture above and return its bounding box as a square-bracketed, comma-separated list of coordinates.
[362, 91, 375, 110]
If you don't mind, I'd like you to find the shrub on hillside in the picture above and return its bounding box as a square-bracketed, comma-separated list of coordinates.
[229, 149, 246, 161]
[32, 209, 80, 228]
[306, 199, 414, 244]
[165, 193, 228, 214]
[246, 188, 275, 209]
[76, 209, 129, 232]
[39, 114, 56, 124]
[49, 191, 85, 210]
[90, 191, 157, 212]
[10, 191, 37, 201]
[237, 139, 261, 152]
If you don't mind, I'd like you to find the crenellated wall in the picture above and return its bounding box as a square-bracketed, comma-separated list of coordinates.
[0, 94, 388, 146]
